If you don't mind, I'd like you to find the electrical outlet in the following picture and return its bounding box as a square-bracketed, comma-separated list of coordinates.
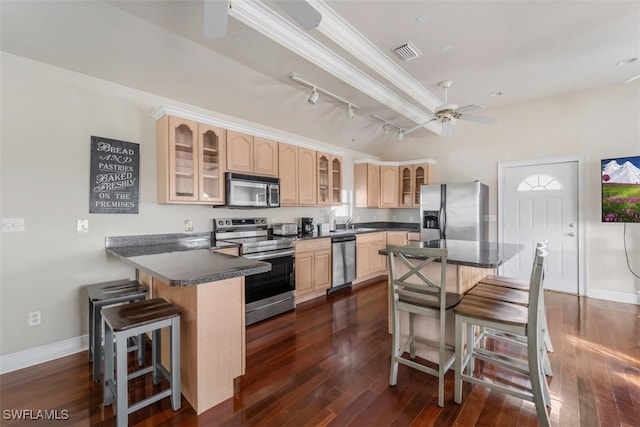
[28, 311, 41, 326]
[184, 219, 193, 232]
[76, 219, 88, 234]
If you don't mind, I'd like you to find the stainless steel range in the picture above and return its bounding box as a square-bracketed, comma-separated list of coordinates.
[213, 217, 295, 325]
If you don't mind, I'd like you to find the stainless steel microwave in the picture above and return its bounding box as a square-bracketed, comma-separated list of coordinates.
[225, 172, 280, 208]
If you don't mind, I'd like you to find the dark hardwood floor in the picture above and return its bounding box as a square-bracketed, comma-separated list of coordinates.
[1, 280, 639, 426]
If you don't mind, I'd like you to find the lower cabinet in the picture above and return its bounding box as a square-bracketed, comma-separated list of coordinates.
[355, 232, 387, 281]
[295, 238, 331, 304]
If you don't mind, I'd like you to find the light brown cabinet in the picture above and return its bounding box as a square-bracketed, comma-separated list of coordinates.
[278, 143, 299, 205]
[355, 232, 387, 280]
[295, 238, 331, 303]
[157, 115, 226, 205]
[298, 147, 317, 205]
[399, 163, 433, 207]
[354, 163, 380, 208]
[278, 144, 316, 206]
[226, 131, 278, 177]
[380, 166, 399, 207]
[386, 231, 408, 247]
[317, 153, 342, 205]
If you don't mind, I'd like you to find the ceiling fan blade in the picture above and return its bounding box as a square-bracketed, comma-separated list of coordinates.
[204, 0, 229, 39]
[625, 74, 640, 84]
[273, 0, 322, 30]
[459, 114, 497, 125]
[404, 118, 436, 135]
[455, 104, 484, 114]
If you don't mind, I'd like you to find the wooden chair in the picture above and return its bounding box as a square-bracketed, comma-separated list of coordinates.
[454, 248, 551, 426]
[473, 240, 554, 375]
[387, 245, 464, 407]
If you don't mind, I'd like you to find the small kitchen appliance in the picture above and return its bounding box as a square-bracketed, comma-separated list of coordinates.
[271, 223, 298, 236]
[300, 217, 315, 234]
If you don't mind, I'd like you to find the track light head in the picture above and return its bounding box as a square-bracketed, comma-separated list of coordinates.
[308, 88, 319, 105]
[383, 122, 390, 135]
[397, 130, 404, 141]
[346, 104, 354, 119]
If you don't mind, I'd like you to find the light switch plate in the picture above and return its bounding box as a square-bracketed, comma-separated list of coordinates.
[77, 219, 89, 234]
[2, 218, 25, 232]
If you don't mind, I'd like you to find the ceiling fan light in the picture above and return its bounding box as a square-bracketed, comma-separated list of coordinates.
[308, 88, 319, 104]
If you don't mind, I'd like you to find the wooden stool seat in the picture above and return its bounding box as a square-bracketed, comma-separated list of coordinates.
[478, 275, 530, 290]
[87, 279, 147, 381]
[102, 298, 182, 427]
[466, 283, 529, 306]
[102, 298, 182, 332]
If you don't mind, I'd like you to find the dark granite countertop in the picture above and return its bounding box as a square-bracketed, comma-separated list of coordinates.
[296, 222, 419, 240]
[379, 239, 523, 269]
[105, 232, 270, 287]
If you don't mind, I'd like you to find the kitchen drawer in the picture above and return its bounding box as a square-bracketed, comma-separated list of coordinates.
[296, 238, 331, 253]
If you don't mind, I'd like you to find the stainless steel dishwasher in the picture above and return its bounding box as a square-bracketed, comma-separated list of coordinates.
[329, 234, 356, 294]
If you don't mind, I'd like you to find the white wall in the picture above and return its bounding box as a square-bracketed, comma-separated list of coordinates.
[2, 52, 639, 368]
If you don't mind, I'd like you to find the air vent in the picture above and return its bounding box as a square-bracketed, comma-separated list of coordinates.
[392, 41, 422, 62]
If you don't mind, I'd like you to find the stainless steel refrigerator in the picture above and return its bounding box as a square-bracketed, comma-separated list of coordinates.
[420, 181, 489, 241]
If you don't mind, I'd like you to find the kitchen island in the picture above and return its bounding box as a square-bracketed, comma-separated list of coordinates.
[379, 239, 523, 360]
[106, 232, 270, 415]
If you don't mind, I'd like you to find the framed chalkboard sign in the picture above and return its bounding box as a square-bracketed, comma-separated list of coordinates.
[89, 136, 140, 214]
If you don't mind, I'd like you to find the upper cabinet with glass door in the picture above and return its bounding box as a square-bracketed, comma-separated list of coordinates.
[157, 115, 226, 205]
[317, 153, 342, 205]
[399, 163, 433, 207]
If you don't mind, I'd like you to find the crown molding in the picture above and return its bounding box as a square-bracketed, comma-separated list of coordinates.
[152, 104, 345, 156]
[229, 0, 441, 136]
[353, 158, 436, 166]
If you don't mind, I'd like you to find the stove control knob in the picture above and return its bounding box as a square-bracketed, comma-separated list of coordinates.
[225, 220, 231, 225]
[217, 220, 224, 226]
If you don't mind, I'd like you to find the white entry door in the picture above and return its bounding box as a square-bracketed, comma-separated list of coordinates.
[501, 161, 580, 294]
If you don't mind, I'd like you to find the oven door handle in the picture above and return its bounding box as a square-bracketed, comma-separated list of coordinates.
[242, 249, 295, 260]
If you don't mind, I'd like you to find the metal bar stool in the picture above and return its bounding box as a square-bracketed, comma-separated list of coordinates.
[87, 279, 147, 381]
[102, 298, 182, 427]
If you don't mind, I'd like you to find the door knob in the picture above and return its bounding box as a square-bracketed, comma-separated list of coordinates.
[568, 232, 576, 237]
[569, 222, 576, 228]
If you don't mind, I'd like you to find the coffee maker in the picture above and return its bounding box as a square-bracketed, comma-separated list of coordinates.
[300, 217, 315, 234]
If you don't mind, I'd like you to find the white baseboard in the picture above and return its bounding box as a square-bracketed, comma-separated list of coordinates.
[0, 335, 88, 375]
[587, 288, 640, 305]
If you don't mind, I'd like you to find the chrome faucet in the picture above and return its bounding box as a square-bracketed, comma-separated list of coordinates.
[345, 217, 354, 229]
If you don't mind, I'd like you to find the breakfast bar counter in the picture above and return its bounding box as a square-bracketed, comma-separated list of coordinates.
[105, 232, 270, 415]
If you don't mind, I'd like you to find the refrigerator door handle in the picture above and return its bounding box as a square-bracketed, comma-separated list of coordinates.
[440, 184, 446, 239]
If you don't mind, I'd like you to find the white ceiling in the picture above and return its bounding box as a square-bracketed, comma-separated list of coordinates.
[2, 0, 639, 157]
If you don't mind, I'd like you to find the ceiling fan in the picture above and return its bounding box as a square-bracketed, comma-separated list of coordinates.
[402, 80, 497, 137]
[204, 0, 322, 39]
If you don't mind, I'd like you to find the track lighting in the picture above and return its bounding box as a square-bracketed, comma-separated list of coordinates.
[371, 114, 406, 138]
[288, 72, 360, 117]
[308, 88, 319, 105]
